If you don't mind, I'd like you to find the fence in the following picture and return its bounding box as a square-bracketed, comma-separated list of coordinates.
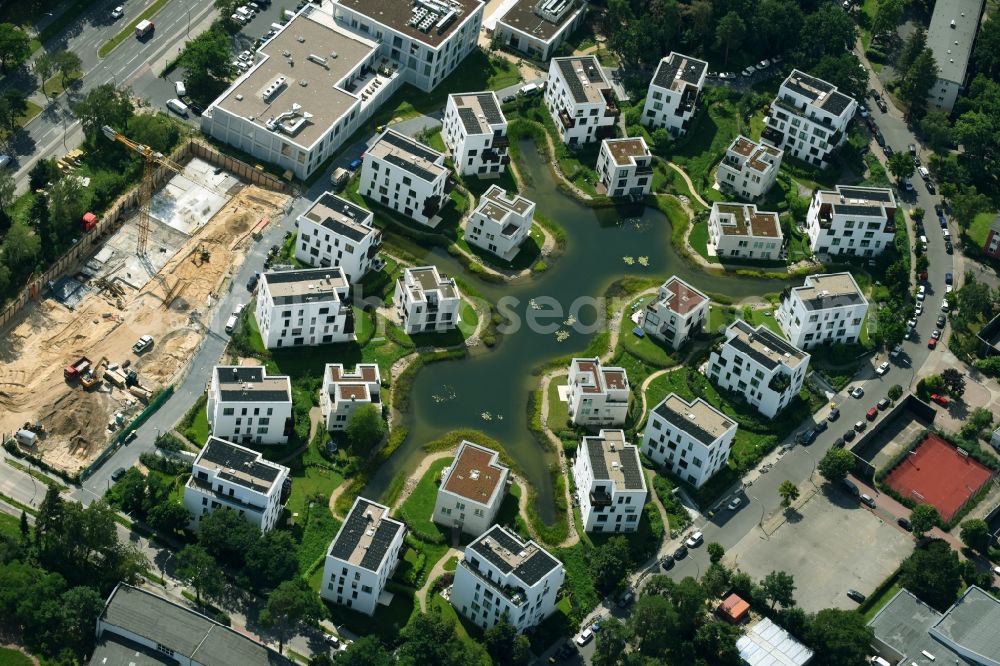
[79, 385, 174, 481]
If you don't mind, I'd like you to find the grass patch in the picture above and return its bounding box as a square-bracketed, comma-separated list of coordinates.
[689, 219, 716, 263]
[41, 71, 80, 98]
[98, 0, 173, 58]
[743, 307, 784, 338]
[968, 211, 997, 247]
[0, 647, 33, 666]
[177, 393, 209, 444]
[397, 457, 452, 542]
[297, 501, 342, 576]
[546, 376, 570, 431]
[0, 512, 24, 540]
[323, 584, 417, 643]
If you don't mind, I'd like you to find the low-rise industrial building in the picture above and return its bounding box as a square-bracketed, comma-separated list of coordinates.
[806, 185, 898, 257]
[360, 129, 449, 226]
[776, 272, 869, 349]
[566, 357, 630, 427]
[715, 135, 783, 201]
[544, 55, 618, 145]
[321, 363, 381, 431]
[641, 276, 710, 350]
[572, 429, 647, 533]
[443, 91, 510, 177]
[737, 617, 814, 666]
[641, 394, 737, 488]
[295, 192, 381, 283]
[433, 440, 510, 537]
[490, 0, 588, 61]
[256, 267, 354, 348]
[464, 185, 535, 261]
[207, 365, 293, 446]
[596, 137, 653, 198]
[925, 0, 986, 113]
[394, 265, 462, 334]
[641, 52, 708, 136]
[708, 202, 783, 261]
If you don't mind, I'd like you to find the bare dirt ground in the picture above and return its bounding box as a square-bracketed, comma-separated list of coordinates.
[0, 185, 289, 474]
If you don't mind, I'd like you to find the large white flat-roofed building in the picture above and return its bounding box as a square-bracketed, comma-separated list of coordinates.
[707, 321, 810, 418]
[443, 92, 510, 177]
[925, 0, 986, 113]
[776, 272, 869, 349]
[641, 276, 710, 350]
[806, 185, 898, 257]
[452, 524, 565, 632]
[641, 394, 737, 488]
[465, 185, 535, 261]
[738, 617, 814, 666]
[597, 137, 653, 198]
[572, 430, 647, 533]
[641, 52, 708, 136]
[544, 55, 619, 145]
[566, 357, 629, 427]
[491, 0, 588, 61]
[360, 129, 449, 226]
[394, 265, 462, 334]
[762, 70, 857, 168]
[255, 267, 353, 348]
[715, 135, 783, 201]
[184, 437, 291, 532]
[433, 440, 510, 536]
[321, 497, 406, 616]
[321, 363, 381, 431]
[708, 202, 783, 260]
[207, 365, 293, 446]
[295, 192, 381, 282]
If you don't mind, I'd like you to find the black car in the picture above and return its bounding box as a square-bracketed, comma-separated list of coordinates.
[827, 407, 841, 422]
[661, 555, 675, 570]
[876, 97, 888, 112]
[833, 437, 846, 448]
[874, 130, 885, 147]
[915, 222, 924, 235]
[246, 274, 260, 291]
[189, 103, 204, 116]
[843, 429, 856, 443]
[847, 589, 867, 603]
[936, 314, 947, 327]
[945, 240, 952, 253]
[897, 517, 913, 531]
[673, 545, 688, 560]
[795, 428, 817, 445]
[815, 420, 828, 433]
[111, 467, 127, 482]
[883, 144, 894, 158]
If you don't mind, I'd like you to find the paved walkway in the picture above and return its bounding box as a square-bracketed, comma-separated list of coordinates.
[415, 547, 461, 611]
[666, 162, 710, 208]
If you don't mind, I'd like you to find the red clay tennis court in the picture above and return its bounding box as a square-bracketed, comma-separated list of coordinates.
[884, 433, 994, 522]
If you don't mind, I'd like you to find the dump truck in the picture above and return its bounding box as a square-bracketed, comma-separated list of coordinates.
[64, 356, 91, 380]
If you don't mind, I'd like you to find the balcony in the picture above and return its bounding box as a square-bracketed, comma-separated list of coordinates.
[590, 489, 613, 507]
[421, 195, 441, 219]
[761, 126, 784, 147]
[491, 135, 510, 150]
[558, 108, 576, 129]
[459, 560, 527, 606]
[601, 89, 620, 117]
[188, 477, 266, 514]
[768, 373, 792, 394]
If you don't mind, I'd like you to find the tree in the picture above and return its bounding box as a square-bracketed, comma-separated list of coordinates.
[593, 617, 630, 666]
[899, 48, 938, 115]
[484, 616, 531, 666]
[73, 83, 134, 141]
[18, 511, 29, 543]
[588, 536, 633, 593]
[949, 186, 990, 229]
[334, 636, 395, 666]
[715, 12, 746, 67]
[940, 368, 965, 397]
[778, 480, 799, 507]
[871, 0, 904, 39]
[47, 174, 89, 253]
[0, 89, 28, 131]
[398, 610, 489, 666]
[959, 518, 991, 553]
[0, 23, 31, 72]
[973, 15, 1000, 78]
[799, 6, 856, 62]
[629, 594, 680, 658]
[806, 608, 873, 666]
[959, 407, 993, 441]
[146, 501, 191, 534]
[920, 110, 953, 152]
[33, 52, 55, 98]
[197, 507, 258, 568]
[35, 486, 65, 556]
[887, 151, 916, 182]
[810, 53, 868, 102]
[753, 0, 805, 54]
[176, 544, 223, 605]
[245, 530, 300, 590]
[954, 274, 996, 319]
[762, 570, 796, 609]
[260, 579, 323, 654]
[701, 562, 731, 599]
[59, 586, 106, 654]
[694, 620, 743, 665]
[899, 540, 962, 611]
[129, 113, 181, 153]
[875, 304, 906, 347]
[28, 158, 60, 191]
[909, 503, 941, 538]
[897, 29, 927, 74]
[706, 542, 725, 564]
[887, 384, 903, 401]
[0, 165, 14, 210]
[818, 448, 854, 484]
[52, 50, 82, 87]
[346, 404, 386, 456]
[176, 26, 235, 102]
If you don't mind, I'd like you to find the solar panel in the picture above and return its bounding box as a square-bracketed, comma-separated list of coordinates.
[822, 90, 853, 115]
[330, 499, 371, 562]
[476, 93, 503, 125]
[839, 187, 893, 202]
[513, 550, 559, 586]
[557, 59, 588, 104]
[619, 447, 644, 490]
[653, 401, 717, 446]
[586, 438, 609, 480]
[457, 106, 482, 134]
[381, 129, 440, 163]
[652, 58, 680, 89]
[384, 153, 438, 183]
[360, 520, 402, 570]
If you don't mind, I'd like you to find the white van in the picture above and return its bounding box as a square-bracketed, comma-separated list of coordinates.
[174, 80, 186, 97]
[283, 9, 295, 20]
[236, 6, 252, 18]
[943, 228, 951, 240]
[166, 98, 189, 117]
[519, 83, 541, 96]
[917, 165, 930, 180]
[685, 531, 704, 548]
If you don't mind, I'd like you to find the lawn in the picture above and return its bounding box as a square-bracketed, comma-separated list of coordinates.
[968, 211, 996, 247]
[183, 399, 210, 445]
[323, 584, 417, 643]
[397, 457, 452, 541]
[546, 376, 569, 431]
[41, 71, 80, 98]
[0, 512, 23, 539]
[285, 459, 344, 519]
[743, 307, 785, 338]
[297, 500, 342, 575]
[708, 303, 738, 333]
[689, 219, 716, 263]
[670, 92, 744, 194]
[0, 647, 33, 666]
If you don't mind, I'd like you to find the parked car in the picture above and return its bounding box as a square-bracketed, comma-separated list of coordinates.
[673, 545, 688, 560]
[843, 430, 856, 443]
[890, 344, 902, 358]
[501, 94, 515, 103]
[860, 493, 877, 508]
[815, 420, 828, 433]
[926, 180, 936, 194]
[897, 517, 912, 531]
[828, 407, 841, 421]
[908, 143, 917, 155]
[928, 338, 938, 349]
[685, 531, 704, 548]
[854, 420, 867, 432]
[847, 589, 867, 603]
[575, 629, 594, 647]
[174, 80, 187, 97]
[796, 428, 817, 445]
[850, 386, 864, 398]
[941, 300, 950, 313]
[945, 272, 953, 285]
[617, 590, 635, 607]
[875, 97, 888, 112]
[877, 398, 890, 410]
[874, 130, 886, 146]
[883, 144, 894, 158]
[936, 314, 947, 327]
[834, 436, 846, 448]
[930, 393, 949, 406]
[875, 361, 890, 376]
[915, 302, 923, 316]
[246, 273, 260, 291]
[111, 5, 124, 19]
[132, 335, 154, 354]
[348, 157, 363, 170]
[111, 467, 127, 481]
[866, 407, 878, 421]
[931, 329, 941, 340]
[660, 555, 675, 570]
[916, 285, 926, 300]
[728, 497, 743, 511]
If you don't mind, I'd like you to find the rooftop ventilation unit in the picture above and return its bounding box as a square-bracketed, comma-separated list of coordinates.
[330, 50, 338, 58]
[307, 53, 328, 66]
[298, 79, 308, 87]
[297, 35, 305, 42]
[261, 74, 288, 102]
[470, 470, 480, 480]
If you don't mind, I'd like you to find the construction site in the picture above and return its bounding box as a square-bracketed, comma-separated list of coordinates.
[0, 154, 291, 474]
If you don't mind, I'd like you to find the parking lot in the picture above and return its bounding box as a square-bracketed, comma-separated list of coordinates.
[727, 486, 913, 613]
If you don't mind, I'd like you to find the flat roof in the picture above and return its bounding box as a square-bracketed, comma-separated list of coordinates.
[215, 365, 291, 403]
[815, 185, 896, 218]
[653, 394, 735, 446]
[868, 588, 977, 666]
[713, 202, 781, 239]
[553, 56, 611, 105]
[495, 0, 584, 42]
[582, 429, 645, 491]
[930, 586, 1000, 662]
[737, 617, 814, 666]
[442, 440, 509, 505]
[212, 9, 375, 149]
[656, 276, 708, 316]
[926, 0, 985, 85]
[782, 69, 854, 116]
[603, 137, 649, 166]
[195, 437, 288, 494]
[301, 192, 374, 242]
[725, 321, 808, 370]
[450, 92, 506, 135]
[327, 363, 380, 384]
[336, 0, 483, 48]
[402, 265, 459, 299]
[652, 52, 708, 93]
[88, 635, 176, 666]
[478, 184, 534, 223]
[262, 267, 349, 305]
[571, 357, 628, 394]
[329, 497, 404, 571]
[468, 524, 561, 586]
[793, 272, 866, 311]
[368, 129, 447, 182]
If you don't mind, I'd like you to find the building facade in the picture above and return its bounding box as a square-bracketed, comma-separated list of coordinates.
[295, 192, 381, 283]
[360, 128, 449, 226]
[491, 0, 588, 61]
[451, 524, 565, 632]
[708, 202, 783, 260]
[183, 437, 291, 532]
[255, 267, 353, 348]
[433, 440, 510, 537]
[761, 70, 857, 168]
[207, 365, 293, 446]
[715, 135, 783, 201]
[566, 357, 630, 427]
[394, 265, 462, 334]
[641, 276, 710, 350]
[465, 185, 535, 261]
[321, 497, 406, 616]
[596, 137, 653, 197]
[572, 430, 647, 533]
[544, 56, 619, 145]
[806, 185, 897, 257]
[641, 52, 708, 136]
[707, 321, 810, 418]
[776, 272, 869, 349]
[321, 363, 381, 431]
[443, 92, 510, 177]
[641, 394, 738, 488]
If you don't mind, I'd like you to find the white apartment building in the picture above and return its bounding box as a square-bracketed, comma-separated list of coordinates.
[433, 440, 510, 537]
[761, 70, 857, 168]
[202, 1, 483, 180]
[708, 202, 783, 261]
[641, 394, 738, 488]
[321, 363, 381, 431]
[207, 365, 293, 446]
[776, 272, 869, 349]
[443, 92, 510, 177]
[566, 357, 630, 427]
[572, 430, 647, 533]
[806, 185, 898, 257]
[641, 52, 708, 136]
[360, 128, 449, 226]
[255, 267, 353, 348]
[394, 265, 462, 334]
[295, 192, 381, 283]
[183, 437, 291, 532]
[490, 0, 588, 61]
[596, 137, 653, 198]
[544, 56, 619, 145]
[641, 276, 710, 350]
[715, 135, 783, 201]
[465, 185, 535, 261]
[321, 497, 406, 616]
[925, 0, 985, 113]
[452, 524, 565, 632]
[707, 321, 810, 419]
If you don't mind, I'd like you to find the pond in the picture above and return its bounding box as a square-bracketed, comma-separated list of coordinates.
[365, 141, 797, 522]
